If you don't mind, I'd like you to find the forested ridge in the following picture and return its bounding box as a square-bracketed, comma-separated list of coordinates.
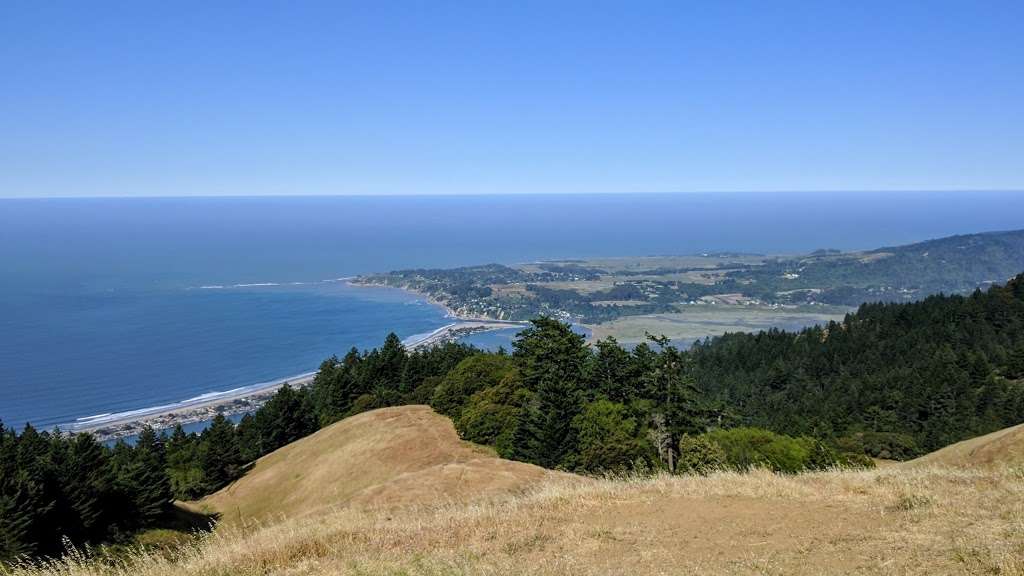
[355, 229, 1024, 318]
[691, 273, 1024, 456]
[3, 274, 1024, 563]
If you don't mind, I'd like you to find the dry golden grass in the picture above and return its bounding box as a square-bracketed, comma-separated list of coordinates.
[907, 423, 1024, 469]
[11, 466, 1024, 576]
[10, 408, 1024, 576]
[189, 406, 558, 524]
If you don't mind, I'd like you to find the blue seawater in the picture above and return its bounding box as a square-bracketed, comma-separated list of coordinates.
[1, 192, 1022, 430]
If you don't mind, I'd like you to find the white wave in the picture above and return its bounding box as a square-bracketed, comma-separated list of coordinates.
[76, 413, 112, 422]
[233, 282, 280, 288]
[61, 371, 320, 431]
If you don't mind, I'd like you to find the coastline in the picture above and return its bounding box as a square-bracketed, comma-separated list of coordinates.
[67, 281, 526, 442]
[66, 371, 318, 442]
[345, 278, 514, 323]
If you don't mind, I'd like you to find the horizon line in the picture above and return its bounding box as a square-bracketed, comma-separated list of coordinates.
[3, 188, 1024, 200]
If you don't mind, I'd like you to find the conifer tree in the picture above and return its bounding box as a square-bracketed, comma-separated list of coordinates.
[165, 424, 204, 500]
[62, 433, 113, 541]
[0, 422, 35, 562]
[513, 317, 588, 468]
[200, 415, 242, 492]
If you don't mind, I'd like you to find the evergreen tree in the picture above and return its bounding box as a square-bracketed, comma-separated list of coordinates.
[0, 474, 35, 562]
[234, 414, 261, 463]
[1008, 342, 1024, 379]
[513, 317, 589, 468]
[588, 337, 634, 403]
[255, 385, 316, 454]
[506, 398, 543, 464]
[14, 425, 58, 556]
[570, 400, 647, 472]
[165, 424, 204, 500]
[200, 415, 242, 492]
[131, 427, 172, 522]
[61, 433, 114, 542]
[0, 422, 35, 562]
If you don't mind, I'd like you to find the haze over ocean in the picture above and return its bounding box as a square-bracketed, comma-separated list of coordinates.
[2, 191, 1022, 429]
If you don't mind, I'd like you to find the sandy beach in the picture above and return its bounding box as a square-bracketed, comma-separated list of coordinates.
[68, 284, 526, 442]
[67, 371, 319, 441]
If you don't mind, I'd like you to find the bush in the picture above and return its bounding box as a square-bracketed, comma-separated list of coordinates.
[569, 400, 651, 473]
[347, 393, 382, 417]
[677, 434, 727, 475]
[803, 439, 842, 471]
[402, 375, 442, 405]
[455, 375, 527, 454]
[431, 354, 517, 418]
[838, 451, 876, 469]
[702, 427, 841, 473]
[835, 431, 920, 461]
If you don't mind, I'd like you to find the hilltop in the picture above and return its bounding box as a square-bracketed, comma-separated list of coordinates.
[192, 406, 560, 524]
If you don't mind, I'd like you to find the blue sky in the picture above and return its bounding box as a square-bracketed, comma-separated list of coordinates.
[1, 1, 1021, 197]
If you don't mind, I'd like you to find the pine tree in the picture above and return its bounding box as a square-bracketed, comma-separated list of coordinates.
[165, 424, 204, 500]
[234, 414, 261, 462]
[1008, 342, 1024, 380]
[132, 426, 172, 523]
[255, 385, 315, 454]
[513, 317, 589, 468]
[506, 399, 542, 464]
[108, 430, 171, 528]
[589, 337, 634, 403]
[14, 425, 58, 556]
[62, 433, 113, 541]
[200, 415, 242, 492]
[0, 422, 35, 561]
[0, 477, 35, 562]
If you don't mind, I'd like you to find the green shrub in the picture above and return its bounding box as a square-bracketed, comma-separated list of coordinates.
[569, 399, 651, 473]
[702, 427, 839, 473]
[838, 451, 877, 469]
[431, 354, 517, 418]
[803, 438, 842, 471]
[403, 375, 443, 405]
[346, 393, 382, 417]
[677, 434, 727, 475]
[835, 431, 920, 460]
[455, 375, 527, 454]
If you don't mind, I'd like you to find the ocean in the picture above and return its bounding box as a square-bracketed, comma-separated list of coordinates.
[2, 191, 1023, 430]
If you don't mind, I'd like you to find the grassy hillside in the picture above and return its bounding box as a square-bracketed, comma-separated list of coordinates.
[907, 422, 1024, 469]
[190, 406, 559, 524]
[12, 407, 1024, 576]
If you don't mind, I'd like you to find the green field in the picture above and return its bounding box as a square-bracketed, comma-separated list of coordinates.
[585, 303, 851, 344]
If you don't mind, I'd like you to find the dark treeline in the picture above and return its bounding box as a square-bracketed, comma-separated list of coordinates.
[4, 275, 1024, 563]
[691, 274, 1024, 457]
[0, 425, 171, 560]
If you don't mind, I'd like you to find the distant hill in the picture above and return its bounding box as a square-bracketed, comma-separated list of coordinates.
[906, 422, 1024, 469]
[739, 228, 1024, 305]
[191, 406, 561, 524]
[355, 229, 1024, 320]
